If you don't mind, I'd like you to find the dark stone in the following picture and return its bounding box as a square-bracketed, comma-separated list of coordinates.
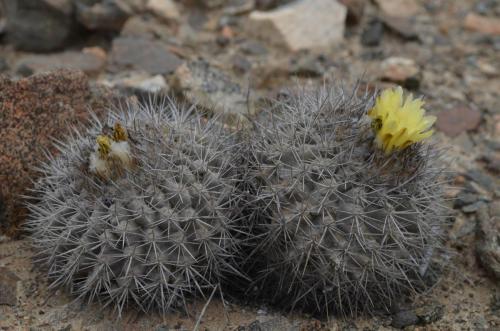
[391, 310, 419, 328]
[240, 40, 268, 55]
[361, 18, 384, 46]
[454, 191, 479, 208]
[0, 58, 7, 72]
[491, 290, 500, 311]
[232, 55, 252, 74]
[392, 303, 444, 329]
[255, 0, 295, 10]
[0, 267, 20, 306]
[465, 169, 495, 191]
[462, 201, 486, 213]
[4, 0, 78, 52]
[108, 37, 183, 75]
[58, 325, 71, 331]
[75, 0, 131, 31]
[414, 302, 445, 325]
[476, 201, 500, 279]
[339, 0, 365, 25]
[289, 53, 328, 78]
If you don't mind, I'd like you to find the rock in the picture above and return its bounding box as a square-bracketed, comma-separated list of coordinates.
[0, 192, 5, 230]
[196, 0, 228, 9]
[465, 13, 500, 36]
[491, 290, 500, 312]
[361, 18, 384, 46]
[339, 0, 365, 25]
[0, 58, 8, 72]
[435, 106, 482, 138]
[255, 0, 295, 10]
[238, 318, 300, 331]
[108, 37, 183, 75]
[239, 40, 268, 55]
[248, 0, 347, 51]
[15, 50, 106, 77]
[100, 72, 169, 96]
[462, 201, 486, 213]
[480, 154, 500, 174]
[4, 0, 77, 51]
[75, 0, 132, 31]
[289, 53, 328, 77]
[476, 201, 500, 279]
[146, 0, 181, 22]
[0, 267, 21, 306]
[391, 302, 444, 328]
[380, 15, 419, 40]
[120, 15, 173, 40]
[379, 56, 420, 88]
[454, 191, 480, 209]
[374, 0, 422, 18]
[449, 215, 476, 241]
[0, 69, 114, 237]
[414, 302, 445, 325]
[391, 310, 419, 329]
[173, 60, 256, 125]
[465, 169, 496, 191]
[223, 0, 255, 16]
[232, 55, 252, 74]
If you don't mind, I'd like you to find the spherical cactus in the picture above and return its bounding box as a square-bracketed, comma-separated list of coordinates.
[27, 98, 246, 315]
[246, 85, 448, 315]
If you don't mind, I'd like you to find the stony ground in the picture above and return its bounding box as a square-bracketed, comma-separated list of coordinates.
[0, 0, 499, 330]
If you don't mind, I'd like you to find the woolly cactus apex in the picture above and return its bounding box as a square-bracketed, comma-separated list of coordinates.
[246, 84, 448, 316]
[27, 98, 247, 315]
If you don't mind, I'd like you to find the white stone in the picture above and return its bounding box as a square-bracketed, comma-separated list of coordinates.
[146, 0, 180, 21]
[248, 0, 347, 51]
[100, 72, 169, 94]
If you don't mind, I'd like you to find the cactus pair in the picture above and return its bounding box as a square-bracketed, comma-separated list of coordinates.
[27, 85, 447, 316]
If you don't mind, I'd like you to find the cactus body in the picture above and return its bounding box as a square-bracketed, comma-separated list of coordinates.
[28, 99, 245, 315]
[246, 85, 447, 315]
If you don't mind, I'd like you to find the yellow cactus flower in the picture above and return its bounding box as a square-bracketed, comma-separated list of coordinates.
[112, 123, 128, 142]
[368, 86, 436, 154]
[96, 135, 112, 158]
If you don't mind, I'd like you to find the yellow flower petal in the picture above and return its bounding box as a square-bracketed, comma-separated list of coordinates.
[368, 87, 434, 154]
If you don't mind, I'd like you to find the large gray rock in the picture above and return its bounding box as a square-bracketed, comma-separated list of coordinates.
[4, 0, 77, 52]
[248, 0, 347, 51]
[173, 60, 256, 126]
[108, 36, 183, 75]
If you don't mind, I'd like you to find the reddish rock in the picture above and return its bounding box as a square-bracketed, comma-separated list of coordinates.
[435, 106, 482, 138]
[464, 13, 500, 36]
[0, 69, 114, 237]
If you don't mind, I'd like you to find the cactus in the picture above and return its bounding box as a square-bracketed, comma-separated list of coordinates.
[245, 84, 448, 315]
[27, 98, 246, 315]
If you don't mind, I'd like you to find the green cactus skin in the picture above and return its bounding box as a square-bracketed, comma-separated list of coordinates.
[27, 98, 247, 316]
[245, 84, 448, 316]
